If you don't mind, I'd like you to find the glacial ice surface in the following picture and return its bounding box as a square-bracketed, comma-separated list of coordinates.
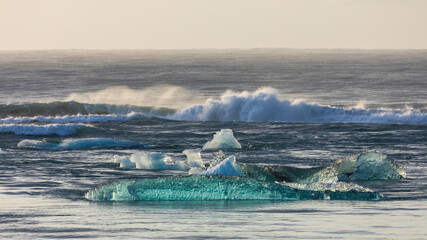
[332, 151, 406, 180]
[85, 175, 381, 201]
[245, 151, 406, 183]
[0, 148, 7, 154]
[18, 138, 141, 150]
[183, 149, 205, 168]
[114, 152, 189, 171]
[202, 129, 242, 150]
[201, 155, 242, 176]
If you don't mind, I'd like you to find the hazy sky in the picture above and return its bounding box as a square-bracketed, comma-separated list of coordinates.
[1, 0, 426, 50]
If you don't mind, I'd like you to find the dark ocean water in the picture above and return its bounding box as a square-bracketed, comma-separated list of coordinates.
[0, 49, 426, 239]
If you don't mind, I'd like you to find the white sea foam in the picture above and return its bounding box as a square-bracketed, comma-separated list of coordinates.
[18, 138, 141, 150]
[171, 88, 427, 123]
[0, 124, 86, 136]
[202, 129, 242, 150]
[0, 112, 140, 124]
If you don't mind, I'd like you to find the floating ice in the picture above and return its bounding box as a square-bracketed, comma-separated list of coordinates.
[171, 88, 427, 123]
[113, 156, 136, 168]
[183, 149, 205, 168]
[188, 167, 205, 175]
[201, 155, 243, 177]
[332, 151, 406, 180]
[0, 123, 86, 136]
[18, 138, 141, 150]
[114, 152, 189, 171]
[282, 182, 381, 200]
[85, 175, 380, 201]
[243, 151, 406, 183]
[202, 129, 242, 150]
[0, 148, 7, 154]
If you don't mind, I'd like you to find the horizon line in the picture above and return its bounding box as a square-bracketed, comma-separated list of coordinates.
[1, 47, 427, 52]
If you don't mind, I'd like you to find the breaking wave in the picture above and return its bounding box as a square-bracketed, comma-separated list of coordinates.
[0, 123, 87, 136]
[0, 112, 141, 124]
[171, 88, 426, 124]
[1, 88, 425, 124]
[18, 138, 142, 150]
[0, 101, 174, 118]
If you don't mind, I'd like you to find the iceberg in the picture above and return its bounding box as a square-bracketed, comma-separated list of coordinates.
[241, 151, 406, 183]
[0, 148, 7, 154]
[282, 182, 381, 200]
[18, 138, 142, 150]
[201, 155, 243, 176]
[114, 152, 189, 171]
[202, 129, 242, 150]
[333, 151, 406, 180]
[183, 149, 205, 168]
[85, 175, 381, 201]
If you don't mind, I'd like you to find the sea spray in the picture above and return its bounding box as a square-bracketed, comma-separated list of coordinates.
[171, 88, 427, 124]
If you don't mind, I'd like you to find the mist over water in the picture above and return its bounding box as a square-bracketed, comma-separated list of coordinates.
[0, 50, 426, 239]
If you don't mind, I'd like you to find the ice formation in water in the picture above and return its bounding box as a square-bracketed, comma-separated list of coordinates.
[89, 145, 401, 202]
[202, 129, 242, 150]
[241, 151, 406, 183]
[85, 175, 381, 201]
[0, 123, 86, 136]
[183, 149, 205, 168]
[332, 151, 406, 180]
[0, 148, 7, 154]
[114, 152, 189, 171]
[201, 155, 243, 176]
[18, 138, 141, 150]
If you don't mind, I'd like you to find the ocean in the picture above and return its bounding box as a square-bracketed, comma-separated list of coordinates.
[0, 49, 426, 239]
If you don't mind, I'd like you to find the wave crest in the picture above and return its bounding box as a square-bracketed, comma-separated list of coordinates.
[0, 123, 87, 136]
[171, 88, 426, 123]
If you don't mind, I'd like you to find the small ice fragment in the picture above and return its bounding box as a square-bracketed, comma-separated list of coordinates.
[200, 155, 242, 176]
[183, 149, 205, 168]
[202, 129, 242, 150]
[188, 167, 205, 175]
[114, 155, 136, 168]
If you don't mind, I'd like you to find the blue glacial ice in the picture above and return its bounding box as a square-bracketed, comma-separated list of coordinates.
[332, 150, 406, 180]
[183, 149, 205, 168]
[200, 155, 243, 176]
[114, 152, 189, 170]
[85, 175, 381, 201]
[202, 129, 242, 150]
[18, 138, 142, 150]
[242, 151, 406, 183]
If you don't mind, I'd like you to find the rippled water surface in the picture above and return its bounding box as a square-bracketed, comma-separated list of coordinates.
[0, 50, 426, 239]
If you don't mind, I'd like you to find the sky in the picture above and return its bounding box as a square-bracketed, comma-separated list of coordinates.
[1, 0, 426, 50]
